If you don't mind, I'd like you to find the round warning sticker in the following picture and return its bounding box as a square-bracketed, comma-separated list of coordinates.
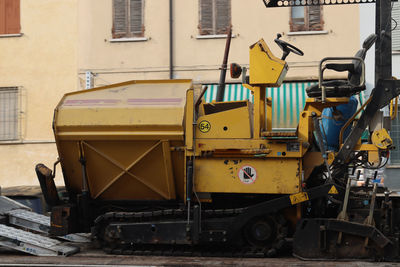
[199, 120, 211, 133]
[238, 165, 257, 184]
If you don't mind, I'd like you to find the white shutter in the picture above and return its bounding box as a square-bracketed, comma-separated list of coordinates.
[393, 1, 400, 51]
[130, 0, 143, 36]
[215, 0, 231, 34]
[199, 0, 213, 35]
[113, 0, 127, 38]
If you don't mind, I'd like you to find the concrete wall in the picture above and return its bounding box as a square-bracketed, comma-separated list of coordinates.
[0, 0, 78, 187]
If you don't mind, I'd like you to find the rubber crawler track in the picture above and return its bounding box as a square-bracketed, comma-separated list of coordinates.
[93, 208, 288, 258]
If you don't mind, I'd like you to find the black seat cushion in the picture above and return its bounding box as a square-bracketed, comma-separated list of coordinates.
[306, 80, 365, 98]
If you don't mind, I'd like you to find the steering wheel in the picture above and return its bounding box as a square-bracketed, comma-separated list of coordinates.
[274, 33, 304, 60]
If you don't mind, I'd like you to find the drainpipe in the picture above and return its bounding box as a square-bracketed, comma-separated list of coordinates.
[169, 0, 173, 79]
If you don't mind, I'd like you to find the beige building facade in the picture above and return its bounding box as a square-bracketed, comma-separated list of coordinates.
[79, 0, 361, 87]
[0, 0, 78, 187]
[0, 0, 360, 187]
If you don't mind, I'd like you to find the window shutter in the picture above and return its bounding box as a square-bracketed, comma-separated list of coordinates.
[0, 0, 5, 34]
[308, 6, 323, 31]
[130, 0, 143, 36]
[113, 0, 127, 38]
[290, 6, 306, 32]
[0, 0, 20, 35]
[5, 0, 20, 34]
[199, 0, 213, 35]
[0, 87, 18, 140]
[215, 0, 231, 34]
[393, 1, 400, 51]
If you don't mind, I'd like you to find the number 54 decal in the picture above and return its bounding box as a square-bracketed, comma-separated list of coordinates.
[199, 120, 211, 133]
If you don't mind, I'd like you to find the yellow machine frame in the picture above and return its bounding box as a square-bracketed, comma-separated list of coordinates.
[183, 39, 364, 202]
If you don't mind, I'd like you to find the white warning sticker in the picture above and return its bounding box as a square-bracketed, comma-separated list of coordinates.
[238, 165, 257, 184]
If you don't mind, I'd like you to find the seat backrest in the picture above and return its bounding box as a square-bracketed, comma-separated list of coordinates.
[348, 48, 366, 86]
[348, 34, 377, 86]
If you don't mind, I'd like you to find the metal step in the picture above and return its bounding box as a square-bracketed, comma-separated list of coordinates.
[6, 208, 90, 243]
[7, 208, 50, 233]
[0, 224, 79, 256]
[0, 195, 86, 255]
[0, 196, 30, 214]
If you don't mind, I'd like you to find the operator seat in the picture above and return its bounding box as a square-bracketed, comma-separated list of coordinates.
[306, 34, 377, 98]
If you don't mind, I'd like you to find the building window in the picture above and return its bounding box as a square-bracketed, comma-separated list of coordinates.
[0, 0, 21, 35]
[199, 0, 231, 35]
[393, 1, 400, 51]
[0, 87, 19, 141]
[390, 105, 400, 164]
[112, 0, 144, 38]
[290, 6, 323, 32]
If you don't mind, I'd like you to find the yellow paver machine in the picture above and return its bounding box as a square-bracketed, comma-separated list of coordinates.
[36, 0, 400, 260]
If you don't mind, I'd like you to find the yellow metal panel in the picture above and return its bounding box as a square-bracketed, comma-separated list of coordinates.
[368, 150, 380, 166]
[185, 89, 194, 150]
[57, 108, 186, 129]
[83, 140, 176, 200]
[194, 139, 303, 158]
[162, 140, 176, 198]
[55, 80, 192, 138]
[302, 151, 324, 180]
[252, 85, 264, 137]
[53, 80, 191, 202]
[196, 106, 251, 139]
[170, 141, 185, 200]
[55, 130, 184, 141]
[249, 39, 287, 86]
[58, 139, 179, 201]
[266, 97, 272, 132]
[194, 158, 301, 194]
[371, 128, 393, 149]
[353, 144, 379, 151]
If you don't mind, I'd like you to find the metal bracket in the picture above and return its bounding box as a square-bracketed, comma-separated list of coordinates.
[332, 79, 400, 176]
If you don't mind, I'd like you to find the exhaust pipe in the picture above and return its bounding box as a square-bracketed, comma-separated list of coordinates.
[216, 25, 232, 102]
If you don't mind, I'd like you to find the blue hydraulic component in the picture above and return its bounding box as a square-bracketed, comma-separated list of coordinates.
[321, 96, 358, 151]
